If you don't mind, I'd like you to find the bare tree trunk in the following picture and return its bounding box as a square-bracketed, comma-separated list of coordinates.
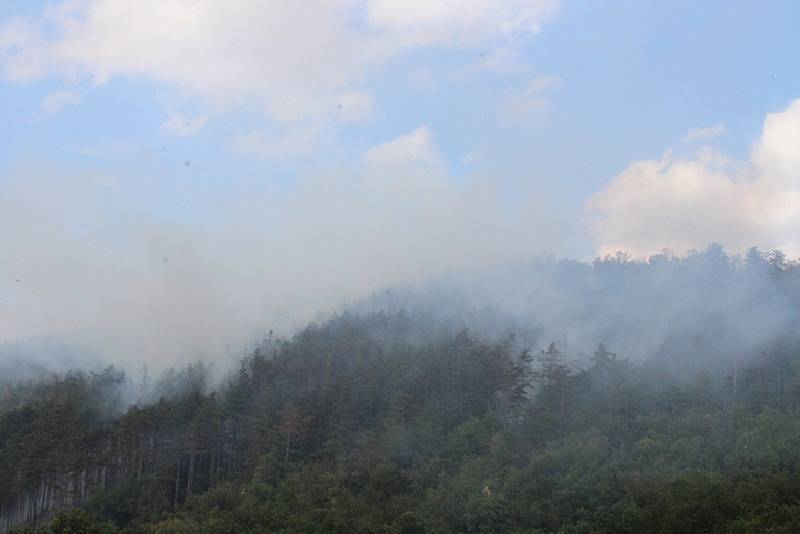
[138, 435, 144, 478]
[174, 457, 181, 508]
[186, 453, 195, 498]
[209, 448, 215, 488]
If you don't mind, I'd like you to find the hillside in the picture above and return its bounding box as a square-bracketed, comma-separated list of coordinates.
[3, 249, 800, 532]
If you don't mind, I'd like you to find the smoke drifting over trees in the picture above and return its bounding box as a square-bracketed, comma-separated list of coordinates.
[3, 245, 800, 531]
[0, 155, 568, 375]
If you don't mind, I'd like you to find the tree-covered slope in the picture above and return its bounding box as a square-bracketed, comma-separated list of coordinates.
[4, 248, 800, 533]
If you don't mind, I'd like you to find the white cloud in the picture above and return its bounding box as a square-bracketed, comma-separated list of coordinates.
[364, 126, 442, 171]
[682, 123, 727, 144]
[587, 99, 800, 257]
[366, 0, 558, 48]
[39, 89, 80, 115]
[499, 74, 563, 125]
[752, 100, 800, 184]
[0, 0, 559, 130]
[0, 17, 50, 82]
[160, 111, 207, 136]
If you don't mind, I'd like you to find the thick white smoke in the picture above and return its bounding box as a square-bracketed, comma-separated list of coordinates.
[0, 127, 565, 373]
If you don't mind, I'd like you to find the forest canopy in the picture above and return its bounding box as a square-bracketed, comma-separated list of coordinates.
[2, 246, 800, 533]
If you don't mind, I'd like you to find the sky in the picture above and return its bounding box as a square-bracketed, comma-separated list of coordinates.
[1, 0, 800, 366]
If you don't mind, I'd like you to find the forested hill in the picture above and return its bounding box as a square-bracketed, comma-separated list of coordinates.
[3, 247, 800, 533]
[355, 245, 800, 377]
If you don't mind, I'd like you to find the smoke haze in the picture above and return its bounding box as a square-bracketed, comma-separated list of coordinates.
[0, 137, 567, 373]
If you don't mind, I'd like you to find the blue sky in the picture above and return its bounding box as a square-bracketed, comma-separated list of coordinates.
[2, 1, 800, 361]
[2, 2, 797, 187]
[2, 1, 798, 217]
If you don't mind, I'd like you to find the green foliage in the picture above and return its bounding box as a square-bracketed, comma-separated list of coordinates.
[4, 304, 800, 533]
[44, 509, 118, 534]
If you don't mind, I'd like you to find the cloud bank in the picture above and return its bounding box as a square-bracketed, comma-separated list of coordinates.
[588, 99, 800, 257]
[0, 0, 558, 129]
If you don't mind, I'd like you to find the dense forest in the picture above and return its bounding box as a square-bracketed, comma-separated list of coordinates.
[3, 246, 800, 533]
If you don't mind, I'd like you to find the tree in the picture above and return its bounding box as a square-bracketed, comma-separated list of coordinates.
[533, 343, 575, 418]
